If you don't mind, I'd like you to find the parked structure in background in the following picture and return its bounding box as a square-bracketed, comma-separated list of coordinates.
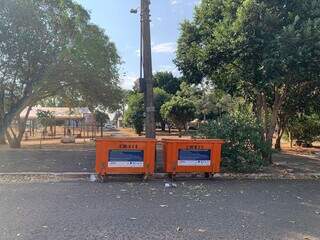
[18, 107, 101, 140]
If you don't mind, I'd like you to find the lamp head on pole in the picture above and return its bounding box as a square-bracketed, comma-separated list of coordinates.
[130, 8, 138, 14]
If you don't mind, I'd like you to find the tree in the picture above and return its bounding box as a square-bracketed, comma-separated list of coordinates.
[287, 113, 320, 147]
[200, 88, 238, 121]
[36, 109, 55, 148]
[94, 110, 110, 137]
[0, 0, 85, 143]
[153, 88, 171, 131]
[36, 110, 55, 135]
[176, 0, 320, 162]
[124, 92, 144, 135]
[160, 96, 196, 137]
[0, 0, 122, 148]
[275, 84, 320, 150]
[153, 71, 181, 95]
[5, 106, 32, 148]
[58, 24, 122, 112]
[0, 90, 5, 144]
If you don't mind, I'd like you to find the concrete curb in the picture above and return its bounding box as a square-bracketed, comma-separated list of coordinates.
[0, 172, 319, 181]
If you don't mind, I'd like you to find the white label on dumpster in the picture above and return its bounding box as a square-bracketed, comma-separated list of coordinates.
[178, 150, 211, 166]
[108, 150, 144, 168]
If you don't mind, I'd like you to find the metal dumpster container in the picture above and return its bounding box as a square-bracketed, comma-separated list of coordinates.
[96, 138, 156, 176]
[162, 139, 224, 176]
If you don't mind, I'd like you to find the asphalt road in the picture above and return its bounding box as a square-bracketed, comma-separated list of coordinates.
[0, 180, 319, 240]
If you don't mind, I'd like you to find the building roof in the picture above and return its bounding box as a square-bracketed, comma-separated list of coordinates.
[20, 107, 92, 121]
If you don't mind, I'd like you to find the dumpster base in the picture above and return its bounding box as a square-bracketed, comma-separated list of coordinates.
[167, 172, 214, 181]
[97, 173, 150, 182]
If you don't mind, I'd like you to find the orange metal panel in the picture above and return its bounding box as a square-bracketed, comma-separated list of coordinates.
[95, 138, 156, 175]
[162, 139, 224, 174]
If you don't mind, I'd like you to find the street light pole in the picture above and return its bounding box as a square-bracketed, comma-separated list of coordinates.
[141, 0, 155, 139]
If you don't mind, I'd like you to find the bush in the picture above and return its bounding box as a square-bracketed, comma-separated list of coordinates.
[196, 108, 271, 173]
[287, 114, 320, 147]
[123, 92, 144, 134]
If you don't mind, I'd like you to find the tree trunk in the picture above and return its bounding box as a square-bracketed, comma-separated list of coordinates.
[6, 134, 21, 148]
[0, 134, 5, 144]
[0, 89, 6, 144]
[261, 87, 286, 164]
[289, 131, 293, 148]
[275, 129, 284, 151]
[0, 118, 6, 145]
[100, 123, 103, 137]
[160, 121, 166, 131]
[6, 106, 32, 148]
[275, 114, 287, 151]
[178, 128, 182, 138]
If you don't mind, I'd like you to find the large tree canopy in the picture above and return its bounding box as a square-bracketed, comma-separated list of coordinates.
[176, 0, 320, 158]
[0, 0, 122, 147]
[153, 71, 181, 95]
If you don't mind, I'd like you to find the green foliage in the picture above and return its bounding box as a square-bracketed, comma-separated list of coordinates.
[94, 110, 110, 137]
[176, 82, 202, 100]
[287, 114, 320, 146]
[60, 24, 122, 111]
[94, 110, 109, 126]
[153, 88, 171, 127]
[198, 87, 237, 120]
[153, 71, 181, 95]
[0, 0, 122, 144]
[36, 110, 55, 129]
[160, 96, 196, 135]
[124, 92, 144, 134]
[197, 106, 271, 173]
[176, 0, 320, 150]
[177, 0, 320, 91]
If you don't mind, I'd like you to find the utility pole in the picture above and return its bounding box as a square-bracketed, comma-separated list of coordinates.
[141, 0, 155, 138]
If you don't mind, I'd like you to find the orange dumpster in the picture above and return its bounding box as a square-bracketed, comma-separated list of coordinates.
[162, 139, 224, 176]
[96, 138, 156, 176]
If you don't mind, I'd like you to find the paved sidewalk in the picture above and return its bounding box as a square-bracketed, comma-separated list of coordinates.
[273, 152, 320, 173]
[0, 144, 166, 173]
[1, 142, 320, 178]
[0, 148, 95, 173]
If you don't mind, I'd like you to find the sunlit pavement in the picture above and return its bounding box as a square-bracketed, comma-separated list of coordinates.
[0, 180, 319, 240]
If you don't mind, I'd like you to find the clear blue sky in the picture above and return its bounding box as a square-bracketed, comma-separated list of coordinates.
[74, 0, 199, 89]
